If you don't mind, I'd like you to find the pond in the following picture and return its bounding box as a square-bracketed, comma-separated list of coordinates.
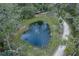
[21, 21, 51, 47]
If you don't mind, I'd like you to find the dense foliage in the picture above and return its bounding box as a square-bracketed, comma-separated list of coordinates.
[0, 3, 79, 56]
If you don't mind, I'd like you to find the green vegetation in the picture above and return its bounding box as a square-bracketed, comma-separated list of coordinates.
[9, 14, 60, 56]
[56, 3, 79, 56]
[0, 3, 79, 56]
[0, 4, 61, 56]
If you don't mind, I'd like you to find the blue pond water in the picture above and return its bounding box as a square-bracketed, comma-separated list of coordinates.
[21, 21, 51, 47]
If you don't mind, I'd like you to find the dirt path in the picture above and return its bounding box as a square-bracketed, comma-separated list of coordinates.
[53, 20, 70, 56]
